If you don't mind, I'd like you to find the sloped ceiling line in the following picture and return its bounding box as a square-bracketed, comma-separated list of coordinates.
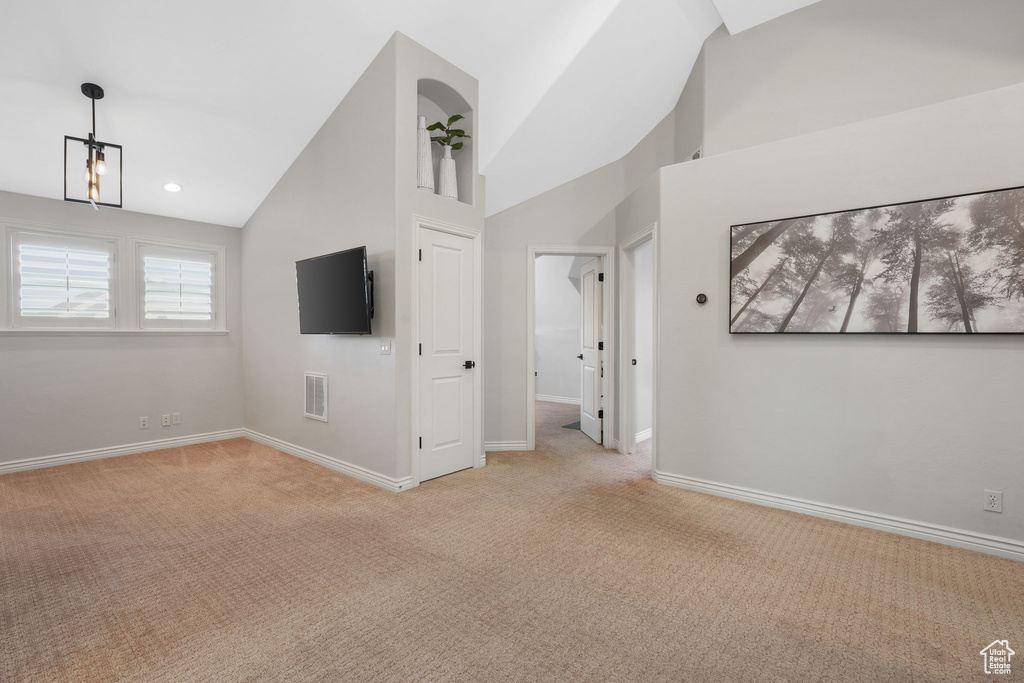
[0, 0, 818, 226]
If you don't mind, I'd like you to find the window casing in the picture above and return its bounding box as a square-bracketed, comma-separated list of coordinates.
[2, 222, 226, 333]
[8, 228, 117, 329]
[137, 243, 218, 329]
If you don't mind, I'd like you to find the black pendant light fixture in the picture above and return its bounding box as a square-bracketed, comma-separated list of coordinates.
[64, 82, 122, 209]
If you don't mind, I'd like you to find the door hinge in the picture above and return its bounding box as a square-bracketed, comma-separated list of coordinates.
[598, 341, 604, 351]
[419, 343, 422, 356]
[419, 249, 422, 261]
[419, 437, 422, 449]
[598, 410, 604, 419]
[598, 272, 604, 282]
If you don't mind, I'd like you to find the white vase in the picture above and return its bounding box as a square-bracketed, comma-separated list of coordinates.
[416, 115, 434, 191]
[438, 145, 458, 200]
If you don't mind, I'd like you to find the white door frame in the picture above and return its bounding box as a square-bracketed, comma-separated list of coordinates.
[526, 245, 615, 451]
[618, 223, 658, 474]
[412, 216, 484, 486]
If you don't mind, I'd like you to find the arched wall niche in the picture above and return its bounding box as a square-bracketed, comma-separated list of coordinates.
[417, 78, 474, 205]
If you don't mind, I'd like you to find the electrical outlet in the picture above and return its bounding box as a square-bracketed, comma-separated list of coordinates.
[172, 412, 181, 425]
[984, 490, 1003, 513]
[161, 414, 171, 427]
[139, 416, 149, 429]
[380, 339, 392, 355]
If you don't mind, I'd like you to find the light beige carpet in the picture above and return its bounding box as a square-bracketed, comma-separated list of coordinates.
[1, 401, 1022, 681]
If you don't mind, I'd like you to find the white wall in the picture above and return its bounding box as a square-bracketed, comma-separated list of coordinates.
[484, 114, 675, 446]
[633, 240, 653, 437]
[534, 255, 581, 402]
[242, 33, 482, 484]
[241, 37, 400, 478]
[485, 0, 1024, 456]
[485, 168, 616, 445]
[702, 0, 1024, 155]
[0, 191, 243, 464]
[615, 174, 661, 450]
[657, 83, 1024, 546]
[0, 33, 480, 483]
[673, 48, 704, 163]
[396, 34, 485, 479]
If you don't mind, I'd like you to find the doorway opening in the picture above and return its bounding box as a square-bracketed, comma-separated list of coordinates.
[526, 245, 614, 452]
[619, 224, 658, 474]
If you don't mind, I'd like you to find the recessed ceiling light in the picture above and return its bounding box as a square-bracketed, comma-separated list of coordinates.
[163, 182, 182, 193]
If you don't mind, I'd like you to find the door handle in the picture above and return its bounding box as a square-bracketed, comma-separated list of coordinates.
[464, 360, 475, 369]
[576, 354, 583, 360]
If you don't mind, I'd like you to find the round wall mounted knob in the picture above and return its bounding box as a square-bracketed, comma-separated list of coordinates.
[696, 293, 708, 305]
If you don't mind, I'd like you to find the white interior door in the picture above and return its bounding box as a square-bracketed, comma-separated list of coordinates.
[420, 228, 475, 481]
[579, 257, 602, 443]
[633, 240, 654, 448]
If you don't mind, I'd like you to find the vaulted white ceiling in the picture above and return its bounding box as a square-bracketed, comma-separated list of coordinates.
[0, 0, 818, 227]
[711, 0, 822, 34]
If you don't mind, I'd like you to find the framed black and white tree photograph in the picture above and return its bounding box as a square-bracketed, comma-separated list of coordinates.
[729, 186, 1024, 334]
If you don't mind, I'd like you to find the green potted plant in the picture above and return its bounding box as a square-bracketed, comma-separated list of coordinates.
[427, 114, 470, 200]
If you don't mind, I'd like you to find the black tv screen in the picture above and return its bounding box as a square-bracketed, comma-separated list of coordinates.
[296, 246, 373, 334]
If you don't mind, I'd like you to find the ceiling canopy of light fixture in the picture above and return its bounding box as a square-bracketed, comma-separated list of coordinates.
[64, 82, 122, 209]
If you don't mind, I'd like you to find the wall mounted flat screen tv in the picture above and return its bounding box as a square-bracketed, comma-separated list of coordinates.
[296, 246, 374, 335]
[730, 185, 1024, 334]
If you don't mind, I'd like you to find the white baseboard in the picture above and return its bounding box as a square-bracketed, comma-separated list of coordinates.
[242, 429, 414, 493]
[635, 428, 652, 442]
[654, 470, 1024, 562]
[485, 440, 531, 452]
[0, 427, 416, 493]
[0, 429, 247, 476]
[535, 394, 581, 405]
[479, 452, 487, 466]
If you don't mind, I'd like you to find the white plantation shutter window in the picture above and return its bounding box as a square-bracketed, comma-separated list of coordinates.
[139, 244, 217, 329]
[10, 230, 116, 328]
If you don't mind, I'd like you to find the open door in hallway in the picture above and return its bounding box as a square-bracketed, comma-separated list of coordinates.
[579, 257, 602, 444]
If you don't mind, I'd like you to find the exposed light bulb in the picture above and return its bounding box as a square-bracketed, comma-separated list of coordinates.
[88, 182, 99, 202]
[95, 152, 107, 176]
[84, 159, 92, 182]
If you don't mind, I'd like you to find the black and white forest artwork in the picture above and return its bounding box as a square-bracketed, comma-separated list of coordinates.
[729, 186, 1024, 334]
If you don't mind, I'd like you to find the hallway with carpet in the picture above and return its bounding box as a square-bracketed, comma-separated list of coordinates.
[1, 401, 1021, 681]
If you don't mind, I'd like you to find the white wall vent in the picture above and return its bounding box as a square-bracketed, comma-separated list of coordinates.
[304, 372, 328, 422]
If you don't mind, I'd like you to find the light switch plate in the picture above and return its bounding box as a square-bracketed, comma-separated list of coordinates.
[381, 339, 392, 355]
